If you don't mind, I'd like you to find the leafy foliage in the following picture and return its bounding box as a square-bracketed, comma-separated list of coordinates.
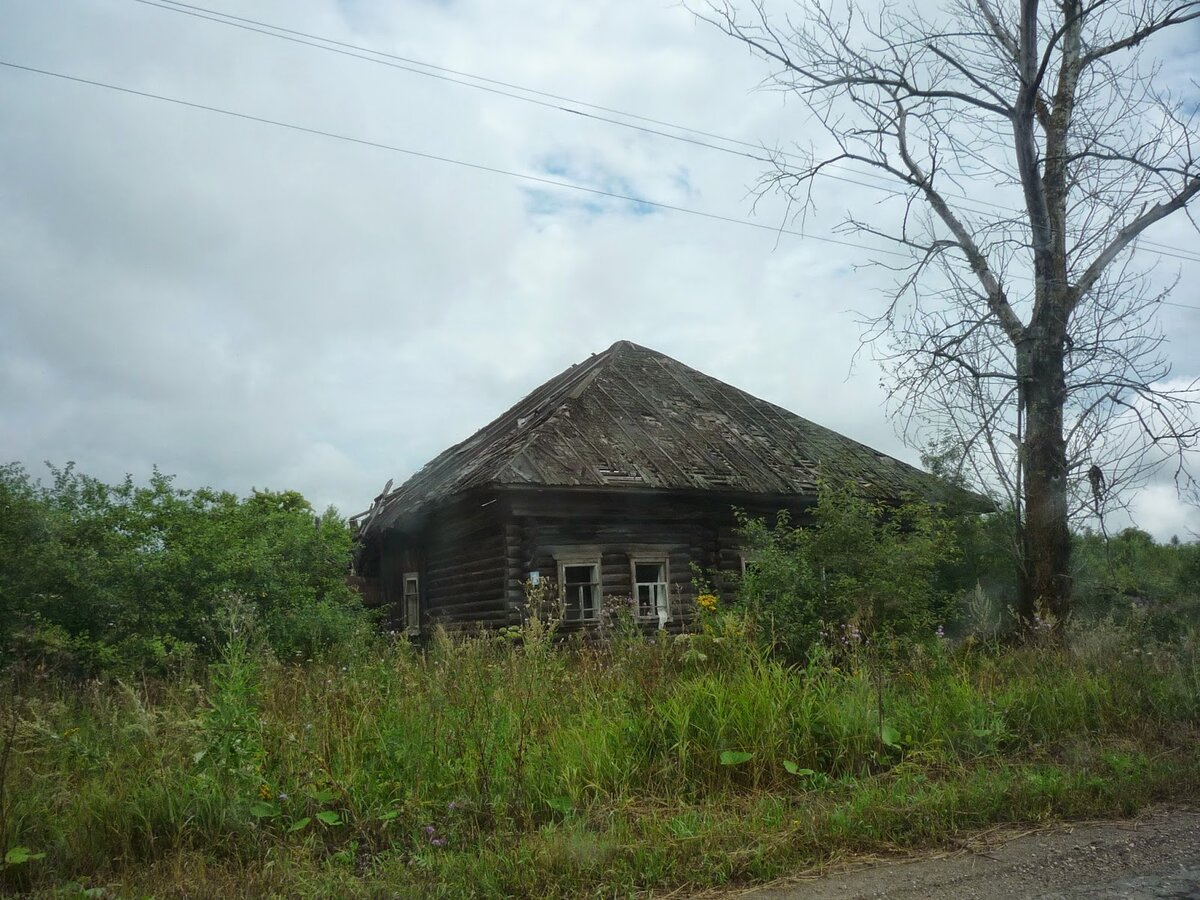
[1071, 527, 1200, 638]
[0, 463, 368, 674]
[736, 483, 960, 661]
[2, 461, 1198, 896]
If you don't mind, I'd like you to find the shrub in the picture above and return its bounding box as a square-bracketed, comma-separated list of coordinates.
[0, 463, 366, 674]
[735, 482, 960, 661]
[1072, 528, 1200, 628]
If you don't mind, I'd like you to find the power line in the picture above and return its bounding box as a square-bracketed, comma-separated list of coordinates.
[3, 58, 1198, 313]
[126, 0, 794, 168]
[130, 0, 1200, 265]
[133, 0, 772, 150]
[0, 59, 914, 258]
[137, 0, 1024, 218]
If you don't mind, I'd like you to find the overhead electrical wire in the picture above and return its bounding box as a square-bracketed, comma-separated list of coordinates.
[2, 58, 1197, 312]
[0, 59, 914, 258]
[130, 0, 1200, 265]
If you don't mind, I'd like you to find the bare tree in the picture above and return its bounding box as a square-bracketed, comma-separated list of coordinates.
[700, 0, 1200, 624]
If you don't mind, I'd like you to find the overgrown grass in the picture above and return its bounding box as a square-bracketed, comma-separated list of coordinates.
[4, 615, 1199, 898]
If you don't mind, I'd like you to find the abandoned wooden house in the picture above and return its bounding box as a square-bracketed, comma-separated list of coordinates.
[350, 340, 955, 634]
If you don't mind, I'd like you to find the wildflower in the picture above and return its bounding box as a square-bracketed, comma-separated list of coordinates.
[936, 625, 946, 639]
[431, 837, 447, 848]
[276, 792, 288, 803]
[258, 784, 272, 800]
[696, 593, 719, 612]
[424, 825, 436, 837]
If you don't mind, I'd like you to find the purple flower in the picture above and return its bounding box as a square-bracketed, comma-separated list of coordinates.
[447, 801, 459, 811]
[424, 825, 436, 836]
[431, 837, 447, 848]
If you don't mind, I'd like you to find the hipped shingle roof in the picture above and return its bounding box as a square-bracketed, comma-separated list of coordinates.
[359, 341, 962, 535]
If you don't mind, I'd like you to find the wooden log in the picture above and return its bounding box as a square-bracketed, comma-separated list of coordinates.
[427, 558, 508, 582]
[428, 576, 505, 599]
[432, 596, 508, 614]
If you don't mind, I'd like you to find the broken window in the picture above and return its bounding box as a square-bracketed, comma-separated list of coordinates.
[633, 560, 669, 625]
[561, 562, 600, 622]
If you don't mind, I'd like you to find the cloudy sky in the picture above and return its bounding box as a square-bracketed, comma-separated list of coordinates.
[2, 0, 1198, 539]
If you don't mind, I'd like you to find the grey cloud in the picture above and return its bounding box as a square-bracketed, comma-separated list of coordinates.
[1, 0, 1197, 538]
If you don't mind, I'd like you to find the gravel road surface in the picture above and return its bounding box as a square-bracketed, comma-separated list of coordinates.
[738, 805, 1200, 899]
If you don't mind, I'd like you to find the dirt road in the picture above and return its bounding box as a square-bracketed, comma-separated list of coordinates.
[740, 805, 1200, 899]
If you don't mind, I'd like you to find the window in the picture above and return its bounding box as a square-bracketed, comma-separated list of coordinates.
[633, 559, 669, 625]
[403, 572, 420, 634]
[560, 562, 600, 622]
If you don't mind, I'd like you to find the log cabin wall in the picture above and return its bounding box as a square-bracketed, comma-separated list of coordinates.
[377, 528, 423, 630]
[369, 486, 814, 635]
[420, 490, 507, 630]
[501, 487, 813, 634]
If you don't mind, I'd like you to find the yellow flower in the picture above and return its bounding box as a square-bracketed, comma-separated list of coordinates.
[258, 784, 272, 800]
[697, 593, 719, 612]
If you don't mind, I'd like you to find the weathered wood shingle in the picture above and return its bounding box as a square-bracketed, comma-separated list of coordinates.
[359, 340, 956, 536]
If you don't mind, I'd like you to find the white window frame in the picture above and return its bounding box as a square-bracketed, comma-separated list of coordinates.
[558, 558, 601, 623]
[631, 558, 670, 626]
[402, 572, 420, 635]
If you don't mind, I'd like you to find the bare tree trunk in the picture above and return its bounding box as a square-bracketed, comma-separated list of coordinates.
[1018, 329, 1071, 624]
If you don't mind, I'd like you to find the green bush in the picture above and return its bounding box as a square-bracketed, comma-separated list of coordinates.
[0, 463, 367, 674]
[735, 482, 960, 661]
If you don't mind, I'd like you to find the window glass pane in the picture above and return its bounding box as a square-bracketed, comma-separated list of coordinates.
[635, 562, 663, 583]
[564, 565, 593, 583]
[403, 575, 419, 630]
[633, 561, 668, 621]
[562, 564, 599, 621]
[636, 583, 653, 617]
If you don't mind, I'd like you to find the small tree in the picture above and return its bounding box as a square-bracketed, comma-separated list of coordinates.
[701, 0, 1200, 626]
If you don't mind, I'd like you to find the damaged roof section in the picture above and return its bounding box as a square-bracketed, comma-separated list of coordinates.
[357, 340, 963, 537]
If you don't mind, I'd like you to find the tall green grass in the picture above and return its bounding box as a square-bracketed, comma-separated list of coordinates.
[3, 616, 1198, 897]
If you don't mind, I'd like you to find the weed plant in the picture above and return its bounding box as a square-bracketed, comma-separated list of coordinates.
[3, 609, 1198, 898]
